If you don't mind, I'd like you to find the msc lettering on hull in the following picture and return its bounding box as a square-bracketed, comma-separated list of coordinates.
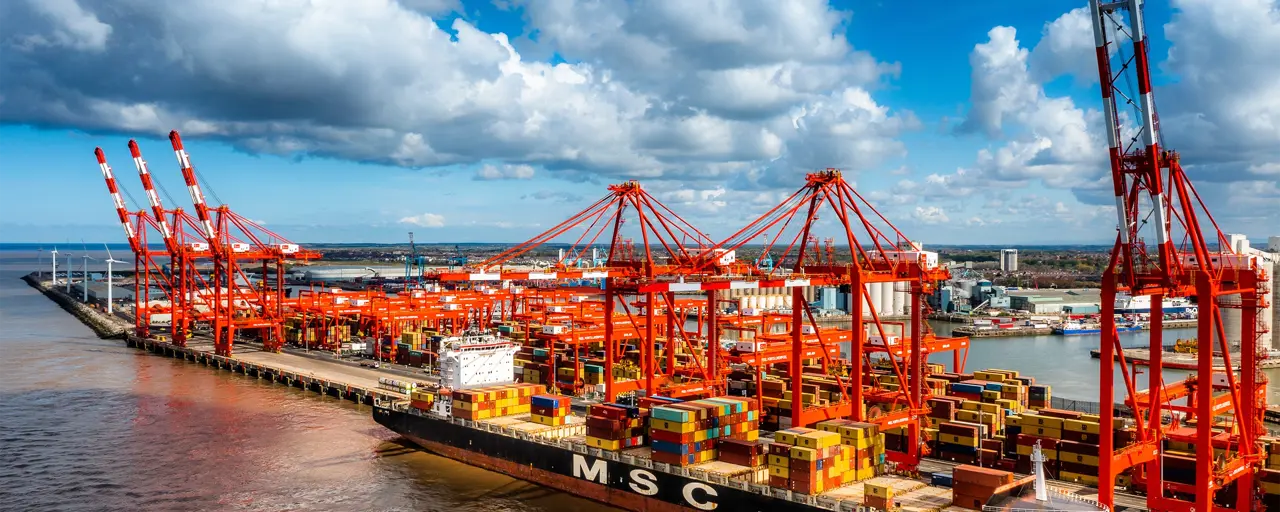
[572, 454, 719, 511]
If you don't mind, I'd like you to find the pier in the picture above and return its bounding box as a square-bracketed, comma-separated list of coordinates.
[1089, 346, 1280, 370]
[23, 273, 426, 405]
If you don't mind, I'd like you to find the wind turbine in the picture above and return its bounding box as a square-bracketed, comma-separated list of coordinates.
[51, 247, 58, 286]
[81, 241, 90, 303]
[103, 244, 125, 314]
[66, 251, 72, 293]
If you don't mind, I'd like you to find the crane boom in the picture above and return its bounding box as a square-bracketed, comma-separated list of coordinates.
[94, 148, 141, 254]
[169, 130, 218, 240]
[128, 140, 181, 255]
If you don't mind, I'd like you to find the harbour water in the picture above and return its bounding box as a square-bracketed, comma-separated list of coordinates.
[3, 246, 1278, 510]
[0, 254, 603, 512]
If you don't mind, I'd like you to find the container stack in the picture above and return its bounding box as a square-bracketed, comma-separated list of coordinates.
[935, 421, 986, 464]
[409, 389, 436, 411]
[951, 464, 1015, 510]
[1028, 384, 1051, 409]
[530, 394, 571, 427]
[717, 438, 766, 467]
[815, 419, 884, 478]
[450, 383, 544, 421]
[766, 428, 853, 495]
[1009, 409, 1088, 474]
[649, 397, 759, 466]
[585, 403, 647, 451]
[864, 482, 895, 511]
[1056, 414, 1102, 485]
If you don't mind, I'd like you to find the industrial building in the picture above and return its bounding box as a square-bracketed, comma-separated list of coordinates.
[1006, 289, 1101, 315]
[1000, 248, 1018, 272]
[296, 265, 412, 282]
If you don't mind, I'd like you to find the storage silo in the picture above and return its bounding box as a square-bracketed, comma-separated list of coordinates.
[784, 295, 794, 309]
[878, 282, 893, 316]
[892, 283, 907, 316]
[862, 284, 874, 317]
[738, 297, 749, 311]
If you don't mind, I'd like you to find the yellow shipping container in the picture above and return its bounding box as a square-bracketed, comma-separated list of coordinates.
[1017, 444, 1059, 459]
[1021, 413, 1065, 430]
[798, 431, 841, 449]
[769, 465, 790, 479]
[768, 454, 789, 467]
[866, 483, 895, 499]
[790, 446, 819, 461]
[651, 419, 697, 433]
[586, 437, 622, 450]
[1064, 419, 1101, 434]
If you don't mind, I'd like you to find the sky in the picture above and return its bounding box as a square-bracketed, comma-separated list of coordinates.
[1, 0, 1279, 247]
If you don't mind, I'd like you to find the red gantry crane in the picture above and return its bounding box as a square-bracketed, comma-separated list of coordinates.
[1089, 2, 1268, 510]
[94, 148, 178, 338]
[689, 169, 968, 472]
[166, 130, 319, 356]
[432, 181, 728, 399]
[126, 140, 217, 346]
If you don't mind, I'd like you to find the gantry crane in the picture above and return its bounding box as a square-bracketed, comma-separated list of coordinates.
[688, 169, 968, 472]
[430, 181, 726, 399]
[164, 131, 319, 355]
[93, 148, 177, 338]
[126, 140, 217, 345]
[1089, 2, 1268, 510]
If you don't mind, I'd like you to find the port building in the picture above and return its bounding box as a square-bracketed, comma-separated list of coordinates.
[1006, 289, 1101, 315]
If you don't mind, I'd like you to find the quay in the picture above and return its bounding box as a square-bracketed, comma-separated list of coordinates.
[950, 326, 1052, 337]
[1089, 346, 1280, 371]
[23, 273, 425, 405]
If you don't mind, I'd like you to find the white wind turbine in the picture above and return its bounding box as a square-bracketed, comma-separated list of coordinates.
[103, 244, 126, 315]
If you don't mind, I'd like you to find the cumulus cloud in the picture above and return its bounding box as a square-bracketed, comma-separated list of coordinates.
[399, 213, 445, 228]
[475, 163, 536, 180]
[912, 206, 950, 225]
[0, 0, 914, 197]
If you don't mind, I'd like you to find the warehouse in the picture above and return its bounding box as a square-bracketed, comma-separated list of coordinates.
[1006, 288, 1101, 314]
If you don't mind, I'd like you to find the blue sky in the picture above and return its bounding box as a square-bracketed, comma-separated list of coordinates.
[2, 0, 1277, 247]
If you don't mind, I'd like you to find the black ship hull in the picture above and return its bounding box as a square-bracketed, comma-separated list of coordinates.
[372, 405, 830, 512]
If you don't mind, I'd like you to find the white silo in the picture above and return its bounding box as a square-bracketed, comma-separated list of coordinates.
[862, 284, 874, 317]
[892, 283, 907, 316]
[878, 282, 893, 316]
[768, 295, 780, 309]
[739, 297, 749, 311]
[784, 295, 794, 309]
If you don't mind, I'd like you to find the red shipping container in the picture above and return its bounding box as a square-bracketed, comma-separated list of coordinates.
[586, 415, 624, 431]
[590, 405, 628, 421]
[953, 464, 1014, 488]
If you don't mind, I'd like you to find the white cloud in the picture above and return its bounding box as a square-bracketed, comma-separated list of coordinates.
[399, 213, 445, 228]
[0, 0, 913, 196]
[475, 163, 536, 180]
[912, 206, 950, 225]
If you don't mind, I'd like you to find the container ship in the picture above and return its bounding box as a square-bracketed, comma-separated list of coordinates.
[372, 332, 1134, 512]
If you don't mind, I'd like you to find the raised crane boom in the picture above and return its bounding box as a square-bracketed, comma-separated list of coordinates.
[169, 130, 218, 241]
[128, 140, 180, 255]
[94, 148, 141, 255]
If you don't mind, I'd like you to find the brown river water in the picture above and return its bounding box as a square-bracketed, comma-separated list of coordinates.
[0, 267, 607, 512]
